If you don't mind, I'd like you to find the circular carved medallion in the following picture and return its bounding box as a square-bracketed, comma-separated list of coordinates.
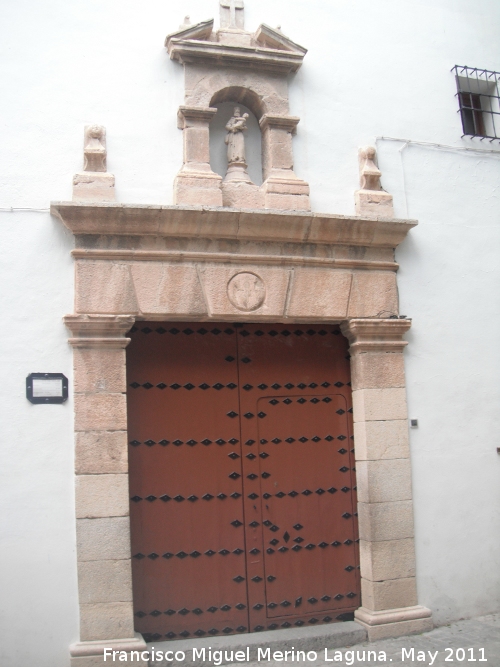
[227, 272, 266, 312]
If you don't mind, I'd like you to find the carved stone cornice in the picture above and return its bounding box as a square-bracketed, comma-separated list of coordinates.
[340, 318, 412, 353]
[166, 35, 305, 75]
[64, 314, 135, 348]
[51, 203, 417, 248]
[259, 114, 300, 134]
[177, 106, 218, 129]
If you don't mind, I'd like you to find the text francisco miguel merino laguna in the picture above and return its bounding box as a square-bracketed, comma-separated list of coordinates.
[104, 646, 394, 665]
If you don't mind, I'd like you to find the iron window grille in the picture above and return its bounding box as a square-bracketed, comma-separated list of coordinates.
[452, 66, 500, 141]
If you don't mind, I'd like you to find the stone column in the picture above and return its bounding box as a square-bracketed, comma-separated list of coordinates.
[64, 315, 148, 667]
[174, 106, 223, 206]
[259, 114, 310, 210]
[340, 318, 432, 640]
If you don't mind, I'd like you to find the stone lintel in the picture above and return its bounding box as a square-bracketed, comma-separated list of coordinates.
[64, 314, 135, 348]
[51, 203, 418, 248]
[341, 318, 412, 353]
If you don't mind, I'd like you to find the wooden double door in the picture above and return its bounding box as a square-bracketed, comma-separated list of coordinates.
[127, 322, 360, 642]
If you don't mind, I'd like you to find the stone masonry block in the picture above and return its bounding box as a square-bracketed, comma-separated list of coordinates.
[76, 261, 138, 314]
[358, 500, 414, 542]
[78, 559, 133, 604]
[347, 271, 398, 318]
[76, 474, 129, 519]
[75, 394, 127, 432]
[354, 420, 410, 461]
[77, 517, 131, 561]
[264, 192, 310, 211]
[130, 262, 207, 317]
[352, 388, 408, 422]
[184, 126, 209, 163]
[361, 577, 418, 612]
[74, 348, 126, 394]
[75, 431, 128, 475]
[351, 352, 405, 390]
[80, 602, 134, 641]
[356, 459, 412, 504]
[361, 616, 433, 641]
[360, 538, 416, 582]
[287, 269, 351, 319]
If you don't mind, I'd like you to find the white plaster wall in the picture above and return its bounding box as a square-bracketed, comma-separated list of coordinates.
[0, 0, 499, 663]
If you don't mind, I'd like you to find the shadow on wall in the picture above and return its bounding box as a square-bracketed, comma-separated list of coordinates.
[210, 102, 263, 185]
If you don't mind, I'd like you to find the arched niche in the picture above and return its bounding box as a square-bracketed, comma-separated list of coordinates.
[209, 102, 263, 186]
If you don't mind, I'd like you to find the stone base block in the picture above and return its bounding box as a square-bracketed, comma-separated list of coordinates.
[355, 605, 433, 640]
[73, 173, 116, 202]
[355, 189, 394, 218]
[222, 180, 265, 208]
[70, 634, 148, 667]
[262, 177, 311, 211]
[174, 172, 223, 206]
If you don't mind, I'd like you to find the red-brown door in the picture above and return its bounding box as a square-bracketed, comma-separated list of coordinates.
[127, 323, 359, 642]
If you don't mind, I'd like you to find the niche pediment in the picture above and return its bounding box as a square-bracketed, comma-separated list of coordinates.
[165, 20, 306, 74]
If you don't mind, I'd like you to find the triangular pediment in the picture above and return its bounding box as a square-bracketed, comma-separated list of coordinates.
[254, 24, 307, 55]
[164, 19, 214, 46]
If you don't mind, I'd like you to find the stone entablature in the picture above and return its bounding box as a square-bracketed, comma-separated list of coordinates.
[52, 203, 416, 322]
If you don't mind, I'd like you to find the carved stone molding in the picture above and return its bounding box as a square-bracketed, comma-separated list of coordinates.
[64, 314, 135, 348]
[51, 203, 417, 247]
[341, 318, 412, 353]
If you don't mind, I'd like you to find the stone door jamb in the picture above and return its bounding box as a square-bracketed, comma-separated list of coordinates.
[65, 312, 432, 666]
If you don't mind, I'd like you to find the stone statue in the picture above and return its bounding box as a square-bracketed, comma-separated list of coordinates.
[83, 124, 107, 172]
[225, 107, 249, 164]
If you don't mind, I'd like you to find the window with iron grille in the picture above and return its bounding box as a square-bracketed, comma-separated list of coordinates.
[452, 65, 500, 141]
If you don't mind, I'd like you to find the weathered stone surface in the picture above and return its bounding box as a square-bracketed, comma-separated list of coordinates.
[73, 173, 116, 203]
[80, 602, 134, 641]
[73, 348, 126, 394]
[355, 605, 433, 640]
[75, 431, 128, 475]
[174, 173, 223, 207]
[76, 474, 129, 519]
[76, 261, 138, 314]
[351, 351, 405, 390]
[78, 559, 133, 604]
[362, 616, 434, 640]
[222, 181, 265, 208]
[361, 577, 418, 611]
[358, 500, 414, 542]
[355, 190, 394, 218]
[70, 634, 148, 667]
[199, 265, 290, 318]
[287, 268, 351, 319]
[52, 203, 417, 247]
[357, 458, 412, 504]
[352, 387, 408, 422]
[131, 262, 207, 316]
[354, 420, 410, 461]
[74, 394, 127, 432]
[347, 271, 398, 317]
[77, 517, 131, 561]
[360, 538, 416, 582]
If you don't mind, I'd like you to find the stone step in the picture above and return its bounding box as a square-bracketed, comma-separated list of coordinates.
[147, 622, 367, 667]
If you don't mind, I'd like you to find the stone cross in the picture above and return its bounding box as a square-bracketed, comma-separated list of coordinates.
[220, 0, 244, 29]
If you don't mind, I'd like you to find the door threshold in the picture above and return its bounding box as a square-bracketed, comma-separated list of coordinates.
[146, 621, 367, 667]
